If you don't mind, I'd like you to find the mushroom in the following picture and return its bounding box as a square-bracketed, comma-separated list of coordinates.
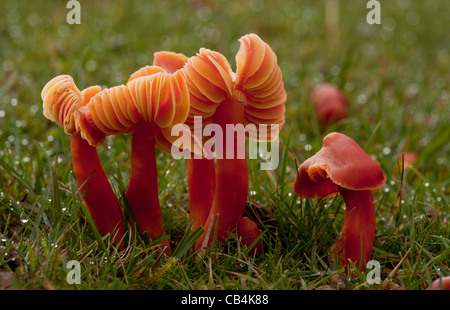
[294, 132, 385, 269]
[41, 75, 125, 245]
[311, 83, 348, 125]
[237, 216, 262, 255]
[149, 51, 216, 232]
[181, 33, 286, 250]
[76, 67, 190, 254]
[428, 276, 450, 290]
[398, 152, 418, 169]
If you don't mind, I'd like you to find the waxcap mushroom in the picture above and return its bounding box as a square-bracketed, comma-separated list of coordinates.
[183, 33, 286, 250]
[41, 75, 126, 245]
[294, 132, 385, 269]
[311, 83, 349, 124]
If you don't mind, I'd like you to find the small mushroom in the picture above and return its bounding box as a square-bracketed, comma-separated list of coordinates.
[237, 216, 262, 256]
[76, 67, 190, 254]
[312, 83, 348, 125]
[428, 276, 450, 290]
[398, 152, 418, 169]
[294, 132, 385, 269]
[41, 75, 125, 246]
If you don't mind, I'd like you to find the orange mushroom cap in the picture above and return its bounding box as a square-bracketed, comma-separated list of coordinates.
[236, 33, 286, 141]
[76, 68, 190, 153]
[42, 75, 83, 135]
[294, 132, 386, 198]
[183, 33, 286, 142]
[153, 51, 189, 74]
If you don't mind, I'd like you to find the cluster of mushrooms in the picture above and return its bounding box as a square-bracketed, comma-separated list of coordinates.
[41, 33, 387, 273]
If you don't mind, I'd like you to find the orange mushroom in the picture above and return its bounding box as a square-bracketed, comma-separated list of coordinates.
[150, 51, 216, 232]
[41, 75, 125, 246]
[181, 33, 286, 250]
[76, 67, 190, 254]
[312, 83, 348, 124]
[294, 132, 385, 270]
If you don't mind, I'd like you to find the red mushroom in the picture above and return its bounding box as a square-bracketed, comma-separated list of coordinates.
[312, 83, 348, 124]
[294, 132, 385, 270]
[76, 67, 190, 254]
[237, 216, 263, 256]
[181, 33, 286, 250]
[41, 75, 125, 246]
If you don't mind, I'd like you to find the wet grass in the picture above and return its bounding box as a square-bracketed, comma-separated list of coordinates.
[0, 0, 449, 291]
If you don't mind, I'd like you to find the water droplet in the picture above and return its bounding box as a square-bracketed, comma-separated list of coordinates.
[85, 60, 97, 72]
[20, 212, 29, 223]
[357, 94, 367, 104]
[330, 65, 341, 76]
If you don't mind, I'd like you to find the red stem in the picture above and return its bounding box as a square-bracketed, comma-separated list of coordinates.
[195, 96, 249, 249]
[126, 121, 170, 253]
[187, 157, 215, 230]
[71, 133, 125, 246]
[332, 186, 376, 270]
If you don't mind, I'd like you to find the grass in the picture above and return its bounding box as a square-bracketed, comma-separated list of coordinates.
[0, 0, 448, 291]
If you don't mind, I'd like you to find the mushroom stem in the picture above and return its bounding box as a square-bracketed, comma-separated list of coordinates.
[187, 157, 215, 230]
[332, 186, 376, 270]
[126, 121, 170, 253]
[71, 133, 126, 245]
[195, 95, 249, 249]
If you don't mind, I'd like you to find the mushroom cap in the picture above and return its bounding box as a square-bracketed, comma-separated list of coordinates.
[236, 33, 286, 141]
[153, 51, 189, 74]
[311, 83, 348, 123]
[183, 48, 234, 124]
[76, 68, 190, 151]
[182, 33, 286, 142]
[127, 65, 166, 83]
[294, 132, 385, 198]
[42, 75, 83, 135]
